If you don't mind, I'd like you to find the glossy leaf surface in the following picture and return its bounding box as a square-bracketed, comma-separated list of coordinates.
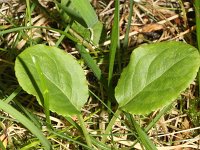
[115, 41, 200, 114]
[15, 45, 88, 116]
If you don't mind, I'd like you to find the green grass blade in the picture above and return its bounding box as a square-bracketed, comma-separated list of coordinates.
[77, 114, 92, 147]
[65, 115, 111, 149]
[133, 119, 157, 150]
[122, 0, 133, 49]
[50, 130, 92, 150]
[3, 87, 42, 133]
[89, 90, 114, 114]
[0, 26, 78, 43]
[14, 100, 42, 129]
[25, 0, 31, 27]
[65, 116, 82, 130]
[0, 26, 94, 53]
[25, 0, 35, 46]
[0, 101, 51, 150]
[108, 0, 119, 88]
[91, 136, 111, 150]
[4, 86, 22, 104]
[101, 109, 121, 143]
[55, 25, 71, 47]
[21, 140, 43, 150]
[106, 0, 120, 110]
[126, 113, 157, 150]
[145, 103, 173, 132]
[122, 0, 134, 66]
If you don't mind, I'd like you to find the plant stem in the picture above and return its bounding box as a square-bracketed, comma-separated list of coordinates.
[77, 114, 92, 148]
[194, 0, 200, 95]
[101, 109, 121, 143]
[122, 0, 134, 67]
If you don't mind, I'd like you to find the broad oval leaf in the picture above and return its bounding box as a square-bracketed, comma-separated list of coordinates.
[115, 41, 200, 114]
[15, 44, 88, 116]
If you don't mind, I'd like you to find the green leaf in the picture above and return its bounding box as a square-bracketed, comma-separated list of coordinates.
[15, 44, 88, 116]
[71, 22, 91, 42]
[56, 2, 86, 27]
[57, 0, 98, 28]
[71, 0, 98, 28]
[57, 0, 102, 45]
[91, 21, 104, 45]
[115, 41, 200, 114]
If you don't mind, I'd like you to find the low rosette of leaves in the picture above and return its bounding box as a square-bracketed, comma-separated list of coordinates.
[115, 41, 200, 114]
[15, 44, 88, 116]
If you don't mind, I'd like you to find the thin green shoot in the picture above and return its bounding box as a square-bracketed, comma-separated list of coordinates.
[77, 114, 92, 147]
[90, 136, 111, 150]
[107, 0, 120, 113]
[55, 25, 71, 47]
[51, 120, 110, 149]
[128, 103, 173, 148]
[25, 0, 32, 46]
[145, 103, 173, 132]
[4, 86, 22, 104]
[90, 90, 128, 143]
[122, 0, 134, 67]
[49, 130, 93, 150]
[0, 26, 78, 44]
[126, 113, 157, 150]
[0, 26, 97, 55]
[108, 0, 119, 88]
[89, 90, 115, 115]
[0, 12, 29, 50]
[14, 100, 42, 129]
[101, 109, 122, 143]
